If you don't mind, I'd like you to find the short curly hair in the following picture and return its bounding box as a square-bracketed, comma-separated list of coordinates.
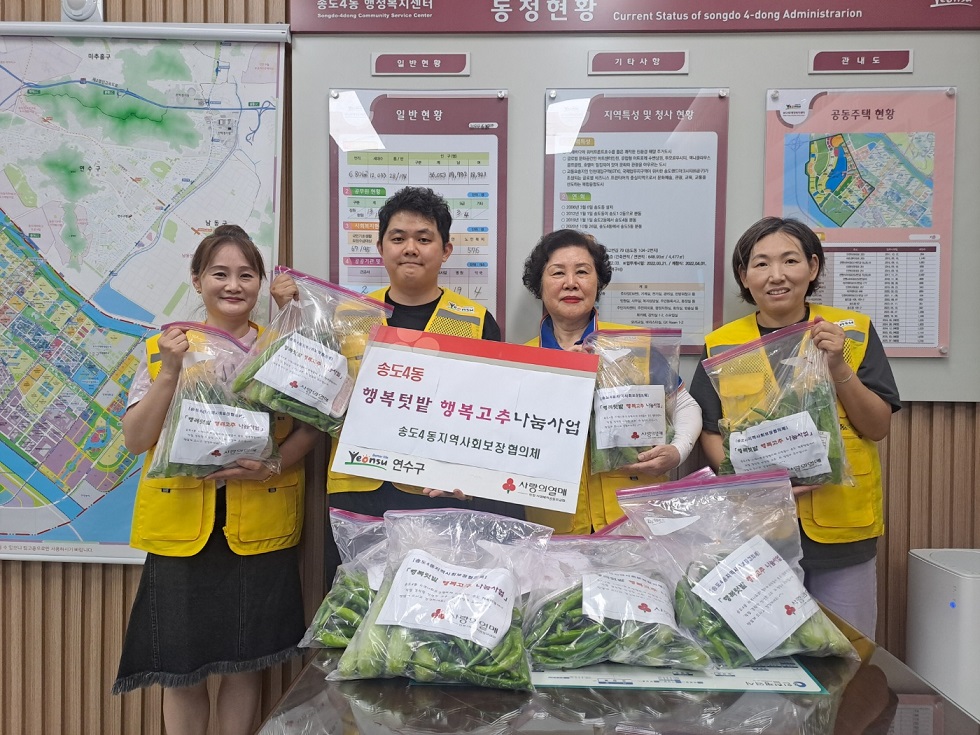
[522, 229, 613, 301]
[731, 217, 825, 304]
[377, 187, 452, 247]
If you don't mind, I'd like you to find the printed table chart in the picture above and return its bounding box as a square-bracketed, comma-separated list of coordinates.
[812, 244, 939, 350]
[344, 150, 491, 186]
[340, 174, 492, 301]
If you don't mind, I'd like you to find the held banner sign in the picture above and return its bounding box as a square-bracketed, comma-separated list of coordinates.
[332, 326, 598, 512]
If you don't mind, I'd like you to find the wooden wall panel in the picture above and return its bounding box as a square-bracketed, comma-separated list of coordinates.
[0, 0, 285, 22]
[879, 402, 980, 660]
[0, 494, 322, 735]
[0, 0, 51, 21]
[101, 0, 286, 23]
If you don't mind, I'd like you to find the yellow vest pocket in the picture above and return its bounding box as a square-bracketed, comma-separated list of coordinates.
[809, 437, 876, 528]
[135, 475, 206, 541]
[718, 372, 768, 417]
[235, 469, 301, 542]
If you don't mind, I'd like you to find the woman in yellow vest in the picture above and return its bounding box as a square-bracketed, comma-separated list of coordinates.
[521, 229, 703, 534]
[112, 226, 320, 735]
[689, 216, 901, 639]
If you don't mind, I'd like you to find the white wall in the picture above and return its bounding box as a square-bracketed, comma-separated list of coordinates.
[292, 31, 980, 400]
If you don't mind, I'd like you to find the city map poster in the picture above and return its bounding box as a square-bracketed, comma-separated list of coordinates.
[0, 35, 285, 562]
[764, 88, 955, 357]
[328, 90, 508, 325]
[332, 326, 598, 512]
[545, 88, 729, 351]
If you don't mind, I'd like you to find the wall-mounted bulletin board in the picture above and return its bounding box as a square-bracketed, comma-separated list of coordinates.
[288, 0, 980, 401]
[328, 89, 508, 321]
[764, 86, 955, 358]
[544, 87, 729, 351]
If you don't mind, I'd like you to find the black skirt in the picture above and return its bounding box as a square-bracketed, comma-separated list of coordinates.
[112, 491, 305, 692]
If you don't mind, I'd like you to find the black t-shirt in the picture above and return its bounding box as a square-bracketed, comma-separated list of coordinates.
[688, 309, 901, 571]
[384, 291, 501, 341]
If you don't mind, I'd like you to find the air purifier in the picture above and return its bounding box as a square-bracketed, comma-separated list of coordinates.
[906, 548, 980, 721]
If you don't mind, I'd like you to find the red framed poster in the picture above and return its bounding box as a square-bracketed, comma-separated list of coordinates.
[544, 88, 730, 351]
[764, 87, 955, 357]
[329, 90, 508, 327]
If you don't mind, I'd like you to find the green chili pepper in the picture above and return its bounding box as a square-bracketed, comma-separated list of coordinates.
[526, 585, 618, 670]
[301, 569, 375, 648]
[336, 584, 532, 690]
[527, 579, 710, 671]
[673, 557, 853, 667]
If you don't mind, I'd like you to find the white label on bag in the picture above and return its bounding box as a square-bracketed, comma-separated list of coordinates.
[526, 548, 594, 597]
[376, 549, 516, 649]
[582, 571, 677, 627]
[593, 384, 667, 449]
[366, 562, 385, 591]
[642, 515, 701, 536]
[692, 536, 819, 660]
[599, 347, 633, 364]
[478, 540, 556, 596]
[169, 400, 270, 465]
[728, 411, 831, 478]
[254, 332, 351, 415]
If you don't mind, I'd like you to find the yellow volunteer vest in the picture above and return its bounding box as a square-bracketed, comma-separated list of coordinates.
[327, 288, 488, 495]
[524, 321, 668, 535]
[129, 326, 304, 557]
[704, 304, 884, 544]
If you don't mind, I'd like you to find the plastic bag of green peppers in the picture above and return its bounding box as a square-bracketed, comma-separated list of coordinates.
[618, 470, 857, 668]
[524, 535, 709, 671]
[331, 509, 553, 690]
[232, 267, 391, 437]
[146, 322, 280, 478]
[583, 329, 682, 475]
[702, 320, 852, 486]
